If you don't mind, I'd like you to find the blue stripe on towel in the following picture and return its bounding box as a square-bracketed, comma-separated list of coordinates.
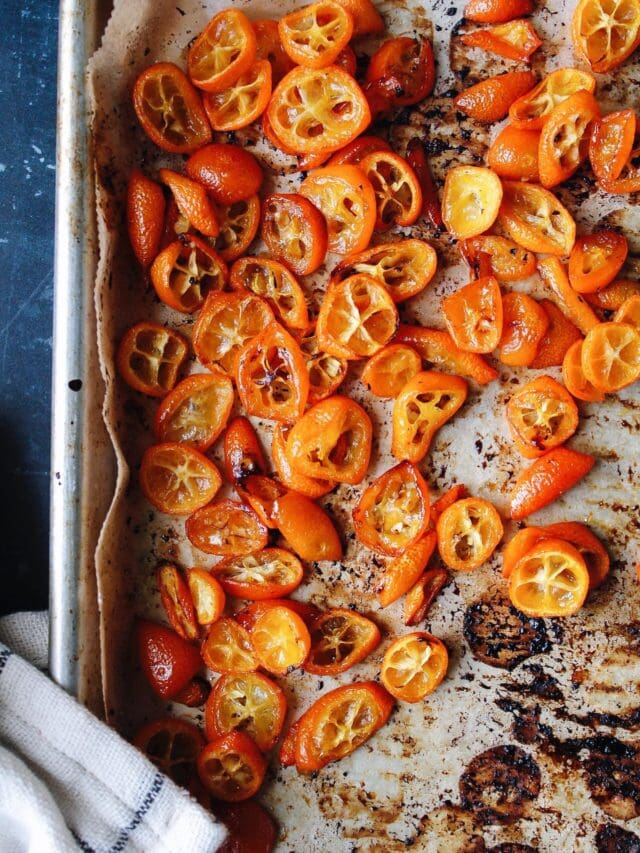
[108, 772, 165, 853]
[0, 647, 12, 674]
[73, 772, 165, 853]
[72, 833, 95, 853]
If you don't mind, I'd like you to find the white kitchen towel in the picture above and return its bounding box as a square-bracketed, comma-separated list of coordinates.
[0, 613, 227, 853]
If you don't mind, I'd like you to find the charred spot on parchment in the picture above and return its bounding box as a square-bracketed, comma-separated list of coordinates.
[316, 781, 404, 830]
[554, 169, 599, 217]
[595, 822, 640, 853]
[552, 623, 640, 731]
[501, 663, 563, 701]
[459, 744, 541, 824]
[557, 703, 640, 733]
[389, 95, 490, 174]
[497, 698, 640, 820]
[463, 597, 552, 670]
[580, 738, 640, 821]
[415, 803, 485, 851]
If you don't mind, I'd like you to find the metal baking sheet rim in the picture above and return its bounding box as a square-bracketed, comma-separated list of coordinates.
[50, 0, 115, 712]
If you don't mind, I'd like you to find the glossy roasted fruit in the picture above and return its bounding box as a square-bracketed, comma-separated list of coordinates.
[562, 339, 605, 402]
[462, 236, 536, 283]
[127, 171, 166, 268]
[203, 60, 272, 131]
[139, 443, 222, 515]
[300, 165, 376, 255]
[380, 632, 448, 702]
[568, 231, 628, 294]
[509, 447, 595, 520]
[353, 462, 430, 556]
[316, 275, 399, 359]
[267, 65, 371, 155]
[509, 67, 596, 130]
[361, 344, 422, 398]
[188, 9, 257, 92]
[529, 300, 582, 369]
[376, 532, 438, 608]
[572, 0, 640, 72]
[250, 605, 311, 675]
[441, 166, 503, 239]
[366, 37, 435, 107]
[304, 609, 381, 675]
[197, 732, 266, 802]
[442, 276, 503, 354]
[201, 617, 259, 674]
[205, 671, 287, 751]
[151, 236, 227, 314]
[274, 491, 343, 561]
[359, 151, 423, 230]
[538, 91, 600, 188]
[509, 538, 589, 617]
[487, 125, 540, 182]
[294, 682, 394, 772]
[285, 396, 372, 484]
[392, 371, 468, 463]
[454, 71, 536, 123]
[186, 144, 263, 205]
[159, 169, 220, 237]
[589, 109, 636, 186]
[133, 63, 212, 153]
[186, 500, 268, 557]
[506, 376, 579, 459]
[581, 321, 640, 392]
[498, 182, 576, 256]
[331, 239, 437, 303]
[230, 257, 308, 330]
[192, 291, 274, 376]
[236, 322, 309, 423]
[279, 0, 354, 68]
[261, 193, 328, 276]
[462, 19, 542, 61]
[212, 548, 304, 600]
[133, 718, 205, 787]
[117, 323, 188, 398]
[154, 373, 234, 451]
[137, 620, 201, 700]
[497, 292, 549, 367]
[157, 563, 199, 641]
[436, 497, 504, 572]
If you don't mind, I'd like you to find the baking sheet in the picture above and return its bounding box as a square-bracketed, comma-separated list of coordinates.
[89, 0, 640, 848]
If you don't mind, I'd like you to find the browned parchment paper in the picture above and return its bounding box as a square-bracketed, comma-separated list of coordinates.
[89, 1, 640, 848]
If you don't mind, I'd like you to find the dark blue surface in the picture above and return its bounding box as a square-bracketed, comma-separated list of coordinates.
[0, 1, 58, 615]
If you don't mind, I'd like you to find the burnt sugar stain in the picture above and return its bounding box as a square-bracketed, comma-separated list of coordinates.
[501, 663, 563, 701]
[556, 703, 640, 733]
[459, 744, 541, 825]
[463, 597, 552, 670]
[497, 698, 640, 821]
[487, 846, 539, 853]
[581, 738, 640, 821]
[596, 822, 640, 852]
[498, 623, 640, 732]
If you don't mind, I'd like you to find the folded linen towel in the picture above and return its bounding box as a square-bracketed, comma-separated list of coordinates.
[0, 612, 227, 853]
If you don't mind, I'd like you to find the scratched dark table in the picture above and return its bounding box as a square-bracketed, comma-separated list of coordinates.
[0, 1, 58, 616]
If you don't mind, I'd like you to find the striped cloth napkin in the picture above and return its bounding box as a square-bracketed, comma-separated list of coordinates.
[0, 612, 226, 853]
